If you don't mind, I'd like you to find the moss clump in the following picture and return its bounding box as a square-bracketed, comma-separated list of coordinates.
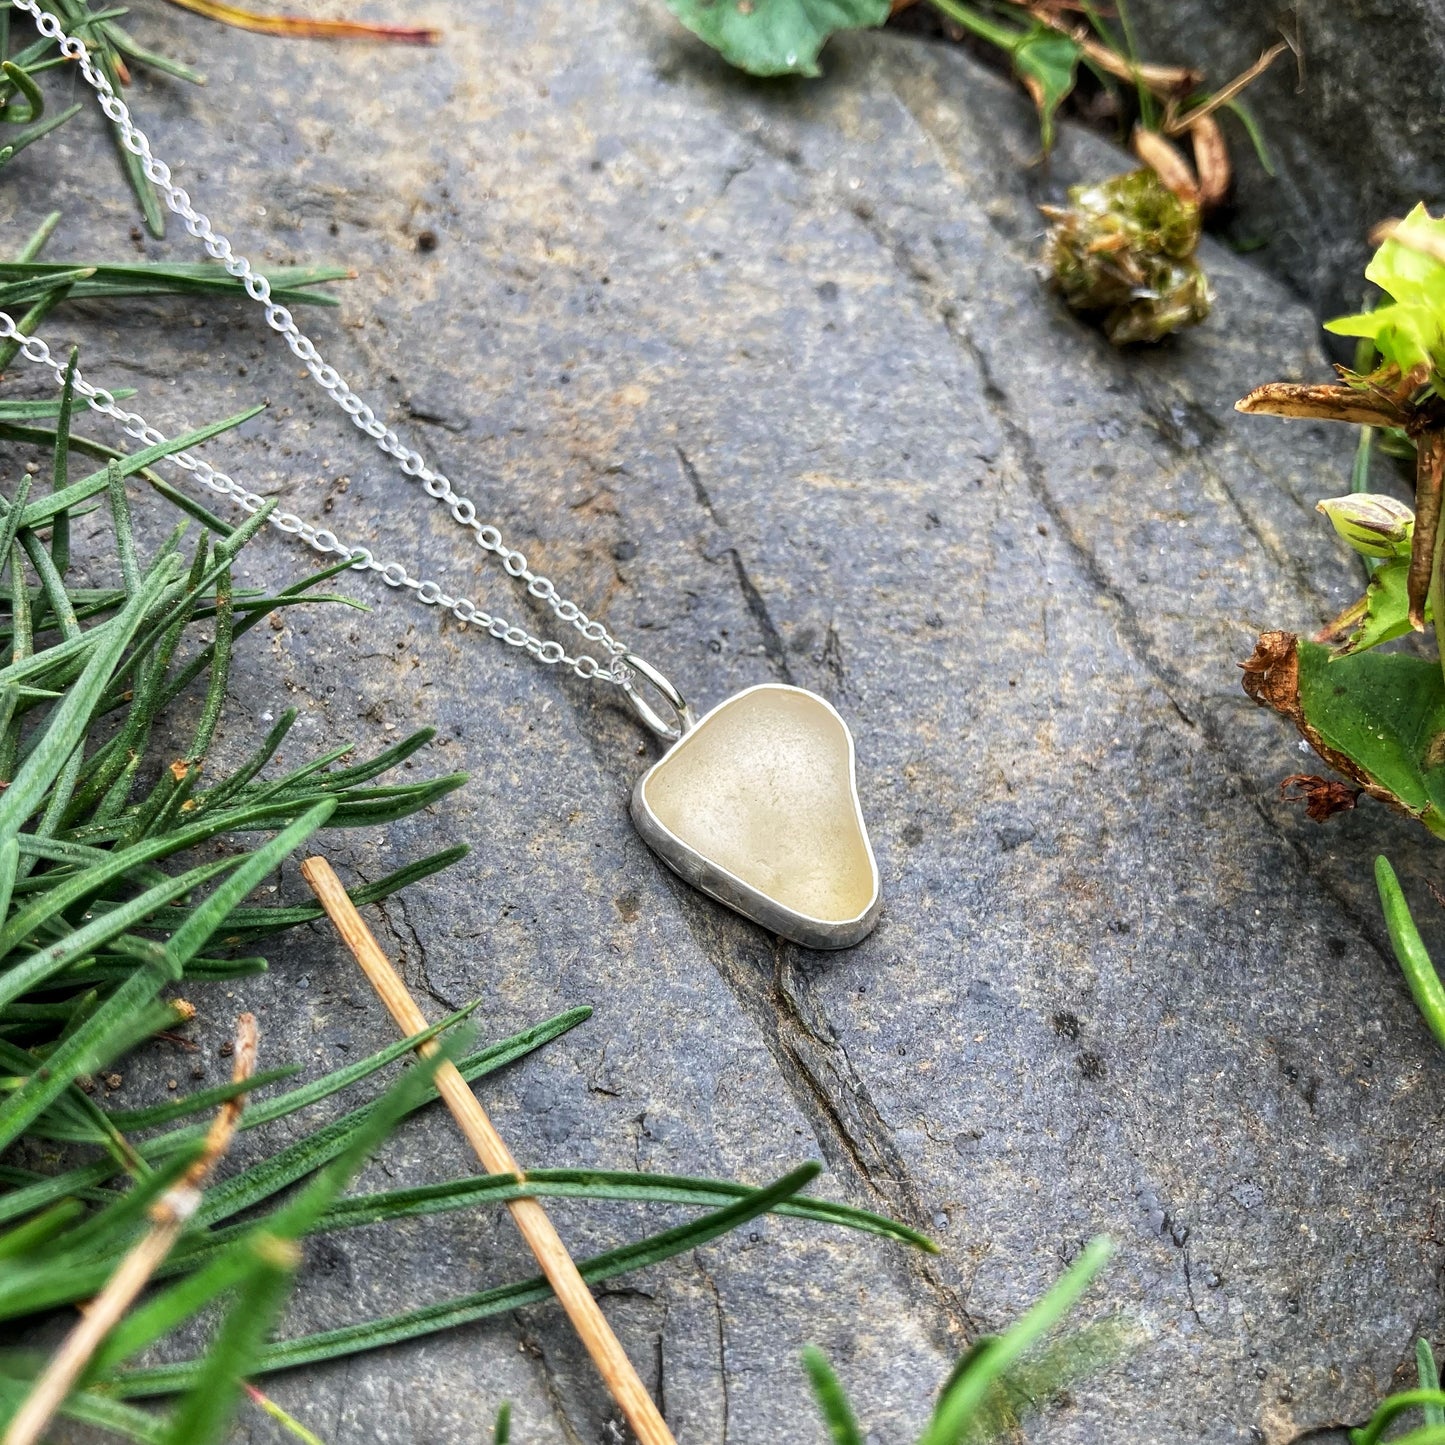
[1041, 169, 1212, 345]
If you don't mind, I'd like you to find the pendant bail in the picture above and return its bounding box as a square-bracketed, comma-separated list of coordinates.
[620, 652, 696, 744]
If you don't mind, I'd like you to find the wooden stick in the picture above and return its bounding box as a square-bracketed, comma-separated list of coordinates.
[5, 1015, 259, 1445]
[299, 856, 675, 1445]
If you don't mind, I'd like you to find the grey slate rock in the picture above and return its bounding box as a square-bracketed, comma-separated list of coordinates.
[6, 4, 1444, 1442]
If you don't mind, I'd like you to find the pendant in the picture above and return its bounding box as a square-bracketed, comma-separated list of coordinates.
[621, 656, 881, 950]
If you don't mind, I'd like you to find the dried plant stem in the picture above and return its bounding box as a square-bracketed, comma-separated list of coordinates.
[299, 855, 677, 1445]
[3, 1014, 259, 1445]
[163, 0, 438, 42]
[1015, 1, 1201, 92]
[1162, 41, 1289, 134]
[1422, 432, 1445, 671]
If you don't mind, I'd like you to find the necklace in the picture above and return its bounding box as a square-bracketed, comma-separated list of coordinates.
[3, 0, 882, 949]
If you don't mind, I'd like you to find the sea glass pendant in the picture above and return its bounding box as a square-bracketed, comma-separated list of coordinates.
[624, 669, 881, 950]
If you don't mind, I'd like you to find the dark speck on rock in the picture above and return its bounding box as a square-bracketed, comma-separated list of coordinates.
[995, 820, 1036, 852]
[308, 1238, 352, 1284]
[612, 539, 639, 562]
[1052, 1011, 1082, 1041]
[902, 821, 924, 846]
[815, 280, 839, 302]
[1077, 1052, 1107, 1081]
[416, 228, 438, 252]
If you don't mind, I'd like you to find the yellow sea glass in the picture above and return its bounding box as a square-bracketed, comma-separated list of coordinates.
[636, 685, 879, 943]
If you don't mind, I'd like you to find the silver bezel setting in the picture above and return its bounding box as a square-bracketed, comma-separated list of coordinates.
[629, 684, 882, 950]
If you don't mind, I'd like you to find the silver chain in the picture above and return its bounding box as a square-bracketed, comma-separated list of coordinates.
[3, 0, 633, 687]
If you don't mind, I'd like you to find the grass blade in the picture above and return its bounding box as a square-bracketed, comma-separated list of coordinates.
[1422, 1340, 1445, 1427]
[114, 1163, 822, 1393]
[920, 1238, 1112, 1445]
[0, 950, 177, 1152]
[802, 1346, 865, 1445]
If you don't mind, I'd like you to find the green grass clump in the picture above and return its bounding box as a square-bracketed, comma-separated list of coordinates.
[0, 349, 943, 1441]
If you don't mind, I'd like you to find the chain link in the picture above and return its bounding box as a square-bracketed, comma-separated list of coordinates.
[0, 311, 624, 676]
[7, 0, 631, 687]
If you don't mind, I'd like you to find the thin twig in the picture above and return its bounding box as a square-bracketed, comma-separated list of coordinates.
[3, 1014, 259, 1445]
[1163, 41, 1288, 134]
[299, 855, 677, 1445]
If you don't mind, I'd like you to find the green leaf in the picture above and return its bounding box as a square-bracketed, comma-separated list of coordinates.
[0, 1198, 84, 1262]
[1375, 857, 1445, 1052]
[1293, 640, 1445, 836]
[18, 405, 267, 531]
[190, 1022, 579, 1230]
[0, 60, 44, 124]
[1325, 203, 1445, 385]
[0, 101, 83, 166]
[1317, 559, 1426, 658]
[0, 798, 323, 966]
[1350, 1388, 1445, 1445]
[661, 0, 889, 77]
[154, 1039, 463, 1445]
[802, 1346, 865, 1445]
[162, 801, 335, 967]
[0, 570, 176, 821]
[0, 1160, 118, 1230]
[928, 1322, 1129, 1443]
[103, 1066, 300, 1131]
[1011, 26, 1081, 151]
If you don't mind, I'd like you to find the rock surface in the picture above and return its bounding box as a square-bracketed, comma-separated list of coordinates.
[7, 3, 1445, 1442]
[1124, 0, 1445, 318]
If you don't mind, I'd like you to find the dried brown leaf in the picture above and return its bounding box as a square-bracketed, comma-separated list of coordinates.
[1131, 127, 1199, 204]
[1190, 113, 1230, 209]
[1235, 382, 1409, 427]
[1279, 773, 1361, 823]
